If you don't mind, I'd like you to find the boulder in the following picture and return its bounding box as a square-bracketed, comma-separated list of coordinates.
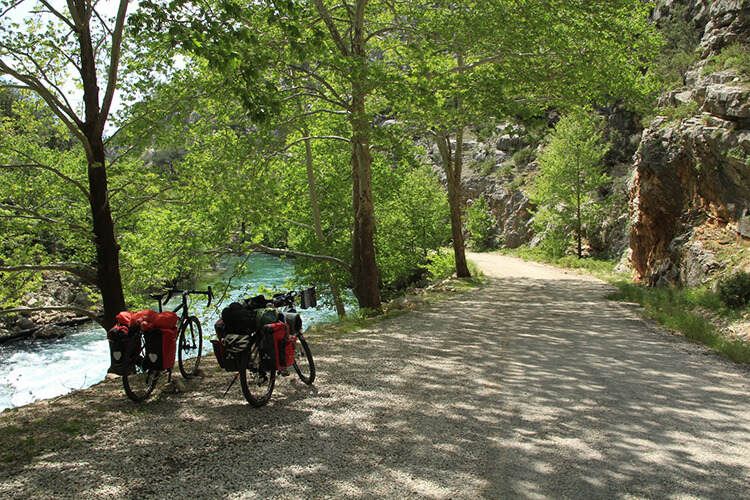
[33, 325, 66, 339]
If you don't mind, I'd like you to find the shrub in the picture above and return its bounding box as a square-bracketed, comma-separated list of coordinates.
[426, 248, 456, 280]
[704, 43, 750, 79]
[465, 196, 497, 251]
[717, 271, 750, 309]
[512, 147, 534, 166]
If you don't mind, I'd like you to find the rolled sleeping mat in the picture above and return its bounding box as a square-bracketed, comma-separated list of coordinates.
[279, 311, 302, 334]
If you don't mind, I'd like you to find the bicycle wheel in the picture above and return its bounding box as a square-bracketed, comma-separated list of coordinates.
[122, 332, 162, 402]
[293, 333, 315, 385]
[239, 340, 275, 407]
[178, 316, 203, 379]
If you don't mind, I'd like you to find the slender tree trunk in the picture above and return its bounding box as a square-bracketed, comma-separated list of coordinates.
[576, 190, 582, 259]
[76, 0, 126, 329]
[303, 131, 346, 317]
[436, 129, 471, 278]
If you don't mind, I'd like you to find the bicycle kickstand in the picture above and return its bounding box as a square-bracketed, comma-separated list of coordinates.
[223, 373, 239, 397]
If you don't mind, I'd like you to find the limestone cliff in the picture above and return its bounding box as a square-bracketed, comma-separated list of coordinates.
[630, 0, 750, 286]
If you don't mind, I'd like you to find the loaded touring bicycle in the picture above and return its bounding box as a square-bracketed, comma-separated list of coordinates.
[213, 287, 316, 407]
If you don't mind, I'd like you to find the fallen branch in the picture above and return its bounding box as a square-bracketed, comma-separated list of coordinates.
[0, 316, 91, 344]
[0, 306, 103, 327]
[247, 243, 352, 272]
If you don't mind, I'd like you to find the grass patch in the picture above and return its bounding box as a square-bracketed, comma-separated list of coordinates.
[608, 282, 750, 364]
[704, 42, 750, 79]
[0, 413, 94, 464]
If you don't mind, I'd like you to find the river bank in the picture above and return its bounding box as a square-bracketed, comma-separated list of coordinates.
[0, 254, 348, 412]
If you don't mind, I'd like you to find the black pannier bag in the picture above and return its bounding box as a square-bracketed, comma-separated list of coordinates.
[245, 294, 271, 310]
[221, 302, 255, 335]
[278, 311, 302, 334]
[215, 334, 252, 372]
[107, 324, 134, 375]
[258, 324, 279, 372]
[300, 287, 317, 309]
[212, 318, 253, 371]
[141, 329, 167, 370]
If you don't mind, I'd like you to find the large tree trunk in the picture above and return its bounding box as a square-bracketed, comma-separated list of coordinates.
[77, 1, 126, 329]
[313, 0, 380, 313]
[348, 1, 381, 313]
[350, 90, 381, 312]
[436, 129, 471, 278]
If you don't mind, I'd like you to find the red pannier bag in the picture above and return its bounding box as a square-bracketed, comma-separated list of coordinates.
[115, 311, 134, 327]
[211, 319, 228, 370]
[132, 309, 158, 328]
[259, 322, 294, 371]
[281, 335, 296, 369]
[152, 311, 179, 330]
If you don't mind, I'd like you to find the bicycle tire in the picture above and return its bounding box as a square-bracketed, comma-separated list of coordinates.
[293, 333, 315, 385]
[239, 340, 275, 407]
[122, 332, 161, 402]
[178, 316, 203, 379]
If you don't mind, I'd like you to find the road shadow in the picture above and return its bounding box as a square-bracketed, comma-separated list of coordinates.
[2, 270, 750, 499]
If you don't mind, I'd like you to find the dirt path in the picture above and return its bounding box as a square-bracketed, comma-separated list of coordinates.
[2, 253, 750, 499]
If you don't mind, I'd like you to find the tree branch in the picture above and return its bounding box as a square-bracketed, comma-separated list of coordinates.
[0, 262, 98, 285]
[0, 60, 85, 139]
[312, 0, 351, 57]
[247, 244, 352, 272]
[99, 0, 129, 128]
[284, 135, 351, 149]
[37, 0, 76, 30]
[0, 204, 93, 236]
[0, 157, 92, 201]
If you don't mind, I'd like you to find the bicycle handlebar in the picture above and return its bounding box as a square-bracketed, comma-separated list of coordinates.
[150, 286, 213, 308]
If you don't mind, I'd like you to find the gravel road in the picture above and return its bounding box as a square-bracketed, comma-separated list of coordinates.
[1, 252, 749, 499]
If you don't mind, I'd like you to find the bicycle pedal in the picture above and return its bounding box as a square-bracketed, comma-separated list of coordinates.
[280, 369, 290, 377]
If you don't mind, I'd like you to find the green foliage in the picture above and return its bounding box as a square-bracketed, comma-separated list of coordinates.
[512, 147, 535, 166]
[704, 43, 750, 80]
[660, 100, 699, 123]
[717, 271, 750, 309]
[0, 95, 95, 307]
[426, 248, 457, 280]
[375, 163, 452, 287]
[465, 196, 497, 251]
[536, 226, 572, 259]
[653, 3, 702, 90]
[529, 107, 612, 258]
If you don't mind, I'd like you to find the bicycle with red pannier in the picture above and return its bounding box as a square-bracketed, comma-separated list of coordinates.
[107, 287, 213, 402]
[213, 287, 316, 407]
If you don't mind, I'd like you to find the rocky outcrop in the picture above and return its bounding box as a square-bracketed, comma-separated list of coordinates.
[1, 272, 93, 336]
[699, 0, 750, 57]
[629, 0, 750, 285]
[427, 122, 537, 249]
